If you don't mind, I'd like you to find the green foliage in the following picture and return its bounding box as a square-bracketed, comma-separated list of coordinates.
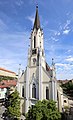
[64, 106, 69, 113]
[6, 89, 20, 120]
[0, 75, 17, 81]
[61, 81, 73, 97]
[26, 99, 61, 120]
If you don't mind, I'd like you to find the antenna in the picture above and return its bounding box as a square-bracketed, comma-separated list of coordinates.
[34, 0, 38, 8]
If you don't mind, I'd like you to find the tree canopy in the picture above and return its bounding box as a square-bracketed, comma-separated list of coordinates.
[0, 75, 17, 81]
[26, 99, 61, 120]
[61, 81, 73, 97]
[6, 89, 20, 120]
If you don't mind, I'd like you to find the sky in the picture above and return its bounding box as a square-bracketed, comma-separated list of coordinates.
[0, 0, 73, 80]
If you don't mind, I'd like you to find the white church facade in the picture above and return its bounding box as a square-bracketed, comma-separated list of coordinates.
[17, 6, 64, 114]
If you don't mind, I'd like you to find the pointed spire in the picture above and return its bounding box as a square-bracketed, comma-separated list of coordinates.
[33, 5, 41, 30]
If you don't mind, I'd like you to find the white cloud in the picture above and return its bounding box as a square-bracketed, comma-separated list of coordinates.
[63, 20, 71, 29]
[56, 63, 73, 70]
[58, 20, 71, 35]
[15, 0, 24, 6]
[57, 71, 73, 80]
[67, 49, 71, 52]
[62, 20, 71, 35]
[0, 19, 7, 31]
[0, 19, 6, 26]
[0, 31, 30, 74]
[63, 29, 70, 34]
[48, 29, 61, 37]
[56, 62, 73, 80]
[56, 63, 67, 67]
[54, 31, 60, 36]
[51, 37, 59, 42]
[27, 16, 34, 25]
[66, 56, 73, 62]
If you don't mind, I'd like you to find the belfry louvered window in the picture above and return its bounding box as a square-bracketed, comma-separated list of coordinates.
[22, 86, 24, 97]
[34, 36, 36, 48]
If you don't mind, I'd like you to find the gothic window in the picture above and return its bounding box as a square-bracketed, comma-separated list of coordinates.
[32, 83, 36, 98]
[22, 86, 24, 97]
[34, 36, 36, 48]
[46, 87, 49, 100]
[57, 91, 58, 101]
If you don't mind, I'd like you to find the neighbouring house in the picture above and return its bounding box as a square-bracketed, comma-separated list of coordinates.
[58, 80, 73, 112]
[63, 94, 69, 108]
[0, 67, 17, 78]
[58, 79, 73, 85]
[58, 80, 69, 85]
[69, 99, 73, 108]
[0, 80, 17, 102]
[0, 85, 7, 102]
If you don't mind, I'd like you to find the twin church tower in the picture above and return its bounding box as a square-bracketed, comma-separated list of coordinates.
[17, 6, 63, 114]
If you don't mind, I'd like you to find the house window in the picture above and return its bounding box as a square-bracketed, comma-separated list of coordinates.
[46, 87, 49, 100]
[32, 83, 36, 98]
[34, 36, 36, 48]
[22, 86, 24, 97]
[1, 88, 4, 91]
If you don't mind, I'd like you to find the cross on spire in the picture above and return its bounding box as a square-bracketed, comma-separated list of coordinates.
[52, 58, 55, 66]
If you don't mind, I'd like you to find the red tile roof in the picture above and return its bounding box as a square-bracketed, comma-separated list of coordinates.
[0, 84, 9, 88]
[0, 67, 16, 74]
[46, 62, 50, 71]
[0, 80, 17, 88]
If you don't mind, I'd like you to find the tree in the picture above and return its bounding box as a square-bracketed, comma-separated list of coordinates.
[6, 89, 20, 120]
[0, 75, 17, 81]
[61, 81, 73, 97]
[26, 99, 61, 120]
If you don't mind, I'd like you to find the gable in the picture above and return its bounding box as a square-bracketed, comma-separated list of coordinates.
[42, 67, 50, 82]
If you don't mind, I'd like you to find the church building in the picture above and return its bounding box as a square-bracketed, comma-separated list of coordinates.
[17, 6, 64, 114]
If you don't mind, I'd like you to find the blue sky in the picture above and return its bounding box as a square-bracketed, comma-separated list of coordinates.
[0, 0, 73, 80]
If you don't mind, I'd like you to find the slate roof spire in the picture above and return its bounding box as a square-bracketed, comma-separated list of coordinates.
[33, 5, 41, 30]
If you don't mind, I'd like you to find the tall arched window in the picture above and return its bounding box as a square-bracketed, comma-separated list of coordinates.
[22, 86, 24, 97]
[57, 91, 58, 101]
[46, 87, 49, 100]
[34, 36, 36, 48]
[32, 83, 36, 98]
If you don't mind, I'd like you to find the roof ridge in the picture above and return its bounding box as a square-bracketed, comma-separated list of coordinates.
[0, 67, 16, 74]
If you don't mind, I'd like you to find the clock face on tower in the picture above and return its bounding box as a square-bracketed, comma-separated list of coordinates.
[33, 58, 36, 62]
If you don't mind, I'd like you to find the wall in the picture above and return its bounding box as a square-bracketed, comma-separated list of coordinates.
[0, 69, 16, 78]
[0, 88, 7, 99]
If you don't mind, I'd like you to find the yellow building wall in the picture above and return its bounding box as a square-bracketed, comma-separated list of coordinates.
[0, 69, 16, 78]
